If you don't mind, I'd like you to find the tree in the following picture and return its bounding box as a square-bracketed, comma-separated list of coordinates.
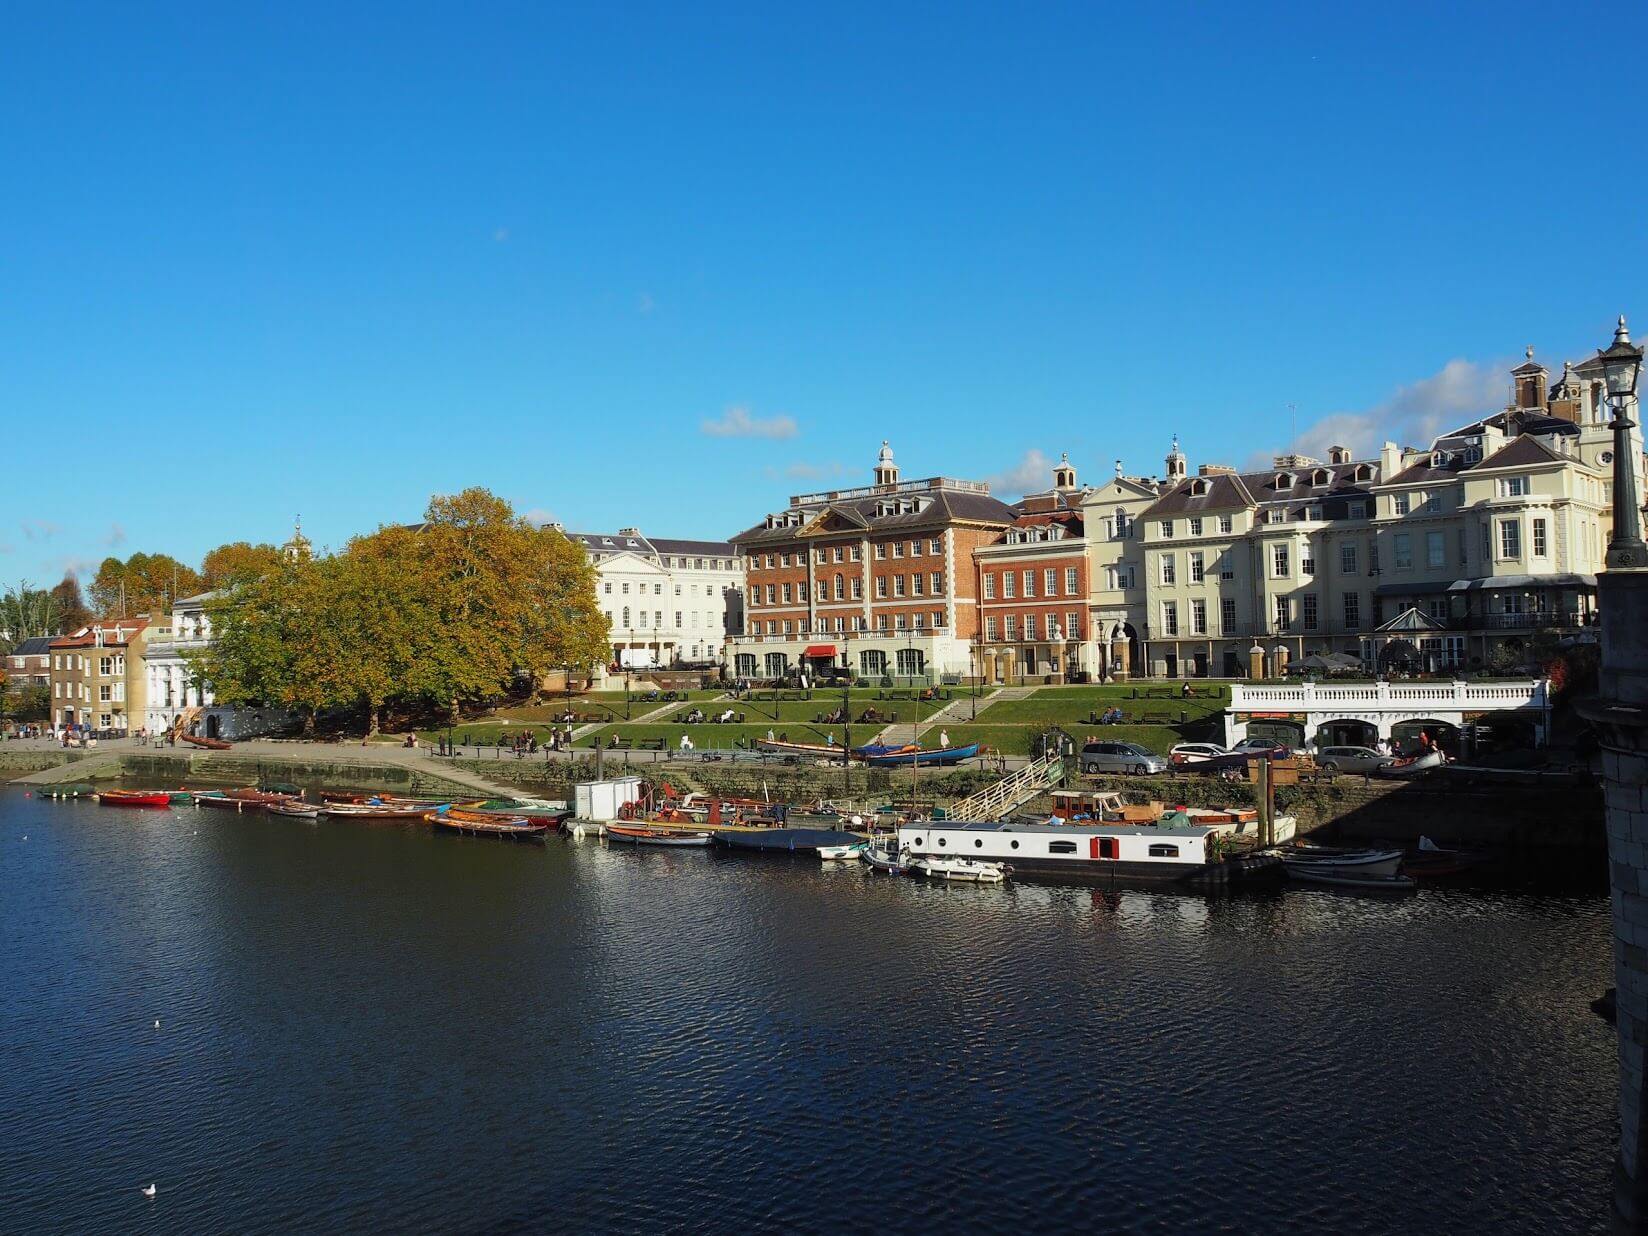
[50, 576, 91, 632]
[89, 553, 203, 617]
[200, 542, 283, 590]
[0, 581, 60, 650]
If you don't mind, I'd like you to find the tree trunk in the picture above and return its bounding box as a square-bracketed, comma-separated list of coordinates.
[369, 703, 380, 737]
[449, 696, 460, 726]
[301, 708, 315, 737]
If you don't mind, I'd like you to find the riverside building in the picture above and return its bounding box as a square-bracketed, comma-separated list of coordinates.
[49, 618, 150, 733]
[563, 527, 743, 678]
[728, 442, 1018, 682]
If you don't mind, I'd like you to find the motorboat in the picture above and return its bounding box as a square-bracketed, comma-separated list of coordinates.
[860, 836, 911, 874]
[909, 854, 1008, 883]
[1375, 750, 1445, 778]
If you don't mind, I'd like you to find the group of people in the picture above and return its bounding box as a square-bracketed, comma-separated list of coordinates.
[1093, 707, 1127, 725]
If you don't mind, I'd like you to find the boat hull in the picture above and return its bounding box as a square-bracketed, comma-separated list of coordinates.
[716, 828, 866, 853]
[431, 810, 549, 841]
[1281, 849, 1404, 880]
[857, 742, 979, 768]
[608, 825, 714, 846]
[96, 791, 172, 807]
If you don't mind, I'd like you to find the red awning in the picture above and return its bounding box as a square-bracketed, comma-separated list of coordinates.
[803, 644, 837, 657]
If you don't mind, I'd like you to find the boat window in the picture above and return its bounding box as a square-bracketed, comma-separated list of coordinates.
[974, 839, 983, 848]
[1048, 840, 1077, 854]
[937, 838, 947, 847]
[1148, 844, 1180, 858]
[1010, 840, 1019, 850]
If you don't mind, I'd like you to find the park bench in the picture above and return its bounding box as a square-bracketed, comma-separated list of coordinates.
[638, 738, 668, 751]
[607, 737, 634, 750]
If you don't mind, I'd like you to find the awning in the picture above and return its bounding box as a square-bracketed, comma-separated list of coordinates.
[802, 644, 837, 657]
[1447, 573, 1597, 592]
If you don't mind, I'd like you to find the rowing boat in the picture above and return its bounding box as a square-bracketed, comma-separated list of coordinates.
[607, 824, 715, 847]
[96, 790, 172, 808]
[428, 808, 549, 842]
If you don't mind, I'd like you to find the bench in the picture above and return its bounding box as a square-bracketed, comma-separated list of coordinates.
[638, 738, 668, 751]
[607, 737, 634, 750]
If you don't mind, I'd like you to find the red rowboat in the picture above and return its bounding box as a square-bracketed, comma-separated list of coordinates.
[180, 733, 232, 750]
[97, 790, 173, 807]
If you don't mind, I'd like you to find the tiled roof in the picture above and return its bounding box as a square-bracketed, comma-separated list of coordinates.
[49, 618, 149, 649]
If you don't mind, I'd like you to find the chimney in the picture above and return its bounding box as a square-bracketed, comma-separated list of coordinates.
[1379, 441, 1402, 477]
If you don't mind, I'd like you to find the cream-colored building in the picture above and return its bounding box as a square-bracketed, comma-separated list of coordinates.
[565, 527, 743, 679]
[49, 618, 150, 734]
[142, 591, 217, 733]
[1125, 345, 1641, 680]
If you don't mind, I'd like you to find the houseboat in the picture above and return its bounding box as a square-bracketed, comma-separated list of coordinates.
[896, 820, 1282, 886]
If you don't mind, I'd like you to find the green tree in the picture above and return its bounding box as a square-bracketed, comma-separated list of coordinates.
[89, 553, 203, 617]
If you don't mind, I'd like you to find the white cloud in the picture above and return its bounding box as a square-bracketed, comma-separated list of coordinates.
[521, 507, 558, 527]
[987, 449, 1055, 497]
[59, 556, 100, 580]
[102, 522, 126, 547]
[1253, 357, 1510, 469]
[700, 404, 799, 440]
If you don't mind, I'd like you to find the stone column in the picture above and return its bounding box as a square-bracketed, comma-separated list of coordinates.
[1584, 567, 1648, 1232]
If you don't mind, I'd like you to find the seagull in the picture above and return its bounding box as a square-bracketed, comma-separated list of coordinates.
[141, 1184, 157, 1198]
[153, 1020, 161, 1029]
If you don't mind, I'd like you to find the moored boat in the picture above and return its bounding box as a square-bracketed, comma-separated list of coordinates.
[429, 809, 549, 842]
[910, 854, 1008, 883]
[96, 790, 173, 808]
[817, 842, 867, 861]
[860, 836, 911, 874]
[265, 800, 323, 818]
[194, 788, 293, 811]
[715, 827, 867, 854]
[607, 824, 715, 847]
[320, 801, 434, 820]
[1280, 847, 1405, 882]
[43, 783, 96, 799]
[896, 819, 1268, 886]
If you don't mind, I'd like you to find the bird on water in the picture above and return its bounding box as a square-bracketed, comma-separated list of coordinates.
[141, 1184, 157, 1198]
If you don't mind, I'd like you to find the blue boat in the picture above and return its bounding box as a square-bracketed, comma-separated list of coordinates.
[854, 742, 979, 768]
[715, 828, 866, 853]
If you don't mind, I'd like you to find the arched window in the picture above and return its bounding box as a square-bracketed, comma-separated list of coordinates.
[622, 606, 630, 628]
[834, 573, 844, 600]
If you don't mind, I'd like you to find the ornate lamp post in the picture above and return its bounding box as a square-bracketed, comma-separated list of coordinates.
[1599, 315, 1646, 569]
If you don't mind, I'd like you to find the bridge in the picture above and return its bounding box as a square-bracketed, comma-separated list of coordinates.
[1225, 678, 1551, 749]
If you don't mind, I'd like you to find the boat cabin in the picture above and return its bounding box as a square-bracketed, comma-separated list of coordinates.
[898, 819, 1218, 882]
[1046, 789, 1166, 823]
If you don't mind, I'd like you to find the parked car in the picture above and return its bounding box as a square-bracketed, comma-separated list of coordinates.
[1169, 742, 1230, 765]
[1080, 741, 1169, 775]
[1313, 745, 1395, 776]
[1231, 737, 1296, 758]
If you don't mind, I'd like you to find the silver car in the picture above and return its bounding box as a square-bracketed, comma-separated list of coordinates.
[1314, 745, 1394, 775]
[1080, 740, 1169, 775]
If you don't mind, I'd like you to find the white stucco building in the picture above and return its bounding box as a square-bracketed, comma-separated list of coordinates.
[142, 590, 217, 733]
[561, 527, 743, 680]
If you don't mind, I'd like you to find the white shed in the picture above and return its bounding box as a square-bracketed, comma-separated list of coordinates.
[574, 776, 645, 822]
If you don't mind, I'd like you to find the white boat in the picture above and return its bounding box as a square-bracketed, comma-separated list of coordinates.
[1281, 847, 1405, 881]
[817, 842, 868, 862]
[897, 820, 1226, 884]
[1374, 750, 1445, 778]
[1284, 869, 1418, 891]
[860, 837, 911, 874]
[909, 855, 1008, 883]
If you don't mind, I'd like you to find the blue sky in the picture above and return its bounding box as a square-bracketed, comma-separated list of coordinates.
[2, 2, 1644, 585]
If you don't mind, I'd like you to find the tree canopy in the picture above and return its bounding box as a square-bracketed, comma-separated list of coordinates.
[193, 488, 608, 733]
[89, 553, 203, 617]
[200, 542, 283, 590]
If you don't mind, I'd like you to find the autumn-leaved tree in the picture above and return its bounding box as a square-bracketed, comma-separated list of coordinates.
[50, 576, 91, 632]
[200, 542, 284, 591]
[90, 553, 204, 617]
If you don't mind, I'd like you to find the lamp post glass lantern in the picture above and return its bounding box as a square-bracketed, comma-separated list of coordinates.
[1599, 314, 1646, 567]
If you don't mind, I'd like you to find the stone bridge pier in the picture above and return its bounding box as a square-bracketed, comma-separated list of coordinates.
[1596, 568, 1648, 1231]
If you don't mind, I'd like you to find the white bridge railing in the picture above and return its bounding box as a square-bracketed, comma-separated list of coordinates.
[1231, 679, 1547, 713]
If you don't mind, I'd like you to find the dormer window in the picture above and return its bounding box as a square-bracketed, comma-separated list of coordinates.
[1311, 469, 1330, 487]
[1275, 472, 1295, 489]
[1189, 478, 1210, 497]
[1464, 446, 1482, 464]
[1431, 451, 1449, 468]
[1354, 464, 1373, 483]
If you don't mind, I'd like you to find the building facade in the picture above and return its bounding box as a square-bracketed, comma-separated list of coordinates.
[6, 636, 54, 688]
[142, 591, 217, 734]
[728, 442, 1018, 682]
[49, 619, 150, 733]
[565, 527, 743, 678]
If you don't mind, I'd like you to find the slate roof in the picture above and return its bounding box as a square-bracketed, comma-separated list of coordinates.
[1475, 434, 1568, 470]
[569, 531, 735, 560]
[1138, 471, 1255, 518]
[9, 636, 53, 657]
[729, 486, 1018, 547]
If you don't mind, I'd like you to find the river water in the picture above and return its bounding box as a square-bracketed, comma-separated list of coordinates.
[0, 789, 1618, 1234]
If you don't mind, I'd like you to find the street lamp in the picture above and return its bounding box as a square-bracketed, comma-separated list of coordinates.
[1598, 314, 1646, 569]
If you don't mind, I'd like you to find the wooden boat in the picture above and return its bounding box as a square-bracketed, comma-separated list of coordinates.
[96, 790, 173, 808]
[258, 781, 303, 798]
[1282, 869, 1418, 892]
[194, 788, 293, 812]
[321, 801, 435, 820]
[910, 854, 1008, 883]
[429, 808, 549, 842]
[1281, 847, 1405, 882]
[265, 800, 323, 818]
[1403, 836, 1487, 878]
[855, 741, 979, 768]
[607, 823, 715, 847]
[1374, 750, 1445, 778]
[754, 738, 862, 762]
[180, 733, 232, 750]
[166, 790, 194, 805]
